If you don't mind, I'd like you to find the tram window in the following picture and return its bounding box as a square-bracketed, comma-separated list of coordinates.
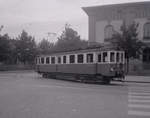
[41, 57, 44, 64]
[116, 52, 120, 62]
[63, 56, 66, 64]
[103, 52, 108, 62]
[51, 57, 55, 64]
[77, 54, 84, 63]
[121, 53, 124, 62]
[46, 57, 50, 64]
[69, 55, 75, 63]
[58, 57, 61, 64]
[98, 53, 101, 62]
[110, 52, 115, 62]
[38, 58, 41, 64]
[87, 53, 93, 63]
[35, 58, 37, 64]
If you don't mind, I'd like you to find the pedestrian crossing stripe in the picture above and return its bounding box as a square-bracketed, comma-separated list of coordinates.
[129, 99, 150, 103]
[129, 92, 150, 95]
[128, 110, 150, 116]
[128, 91, 150, 116]
[128, 95, 150, 99]
[128, 104, 150, 108]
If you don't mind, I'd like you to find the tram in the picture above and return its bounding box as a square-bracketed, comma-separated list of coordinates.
[35, 47, 125, 84]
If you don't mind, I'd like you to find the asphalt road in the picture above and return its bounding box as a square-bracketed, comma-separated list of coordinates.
[0, 71, 150, 118]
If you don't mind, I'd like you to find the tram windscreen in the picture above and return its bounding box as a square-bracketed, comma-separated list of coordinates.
[98, 53, 101, 62]
[121, 53, 124, 62]
[116, 52, 120, 62]
[110, 52, 115, 62]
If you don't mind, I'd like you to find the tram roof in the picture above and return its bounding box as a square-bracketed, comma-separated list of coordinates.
[38, 44, 123, 57]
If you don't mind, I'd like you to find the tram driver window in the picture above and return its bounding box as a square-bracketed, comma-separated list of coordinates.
[51, 57, 55, 64]
[69, 55, 75, 63]
[121, 53, 124, 62]
[110, 52, 115, 62]
[103, 52, 108, 62]
[37, 58, 40, 64]
[38, 58, 41, 64]
[87, 53, 93, 63]
[116, 52, 120, 62]
[35, 58, 38, 64]
[41, 57, 44, 64]
[77, 54, 84, 63]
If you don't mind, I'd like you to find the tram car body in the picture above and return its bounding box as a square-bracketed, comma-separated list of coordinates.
[35, 47, 125, 84]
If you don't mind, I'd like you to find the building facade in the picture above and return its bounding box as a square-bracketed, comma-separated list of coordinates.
[83, 2, 150, 75]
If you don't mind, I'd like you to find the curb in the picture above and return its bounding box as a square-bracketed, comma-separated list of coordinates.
[124, 80, 150, 83]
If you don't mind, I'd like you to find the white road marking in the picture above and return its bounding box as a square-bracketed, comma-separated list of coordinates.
[128, 87, 150, 117]
[128, 95, 150, 99]
[129, 92, 150, 95]
[35, 84, 82, 89]
[128, 104, 150, 109]
[128, 110, 150, 116]
[129, 99, 150, 103]
[32, 84, 93, 91]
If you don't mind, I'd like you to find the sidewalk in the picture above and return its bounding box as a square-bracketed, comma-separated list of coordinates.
[125, 75, 150, 83]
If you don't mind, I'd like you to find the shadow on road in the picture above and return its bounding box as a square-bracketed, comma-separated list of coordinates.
[36, 76, 126, 87]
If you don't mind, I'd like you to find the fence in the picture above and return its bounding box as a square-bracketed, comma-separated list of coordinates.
[0, 64, 34, 71]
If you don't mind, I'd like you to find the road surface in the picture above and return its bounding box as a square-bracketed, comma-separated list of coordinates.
[0, 71, 149, 118]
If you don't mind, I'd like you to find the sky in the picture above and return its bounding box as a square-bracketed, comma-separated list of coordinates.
[0, 0, 149, 42]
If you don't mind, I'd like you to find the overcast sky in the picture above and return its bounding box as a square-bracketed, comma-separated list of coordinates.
[0, 0, 149, 42]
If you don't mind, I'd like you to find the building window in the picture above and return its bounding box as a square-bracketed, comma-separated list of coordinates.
[104, 25, 114, 42]
[143, 48, 150, 63]
[51, 57, 55, 64]
[143, 23, 150, 40]
[87, 53, 93, 63]
[63, 56, 66, 64]
[69, 55, 75, 63]
[77, 54, 84, 63]
[41, 57, 44, 64]
[46, 57, 50, 64]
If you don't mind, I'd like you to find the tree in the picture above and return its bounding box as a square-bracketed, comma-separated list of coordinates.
[38, 38, 54, 54]
[0, 26, 18, 64]
[0, 34, 11, 63]
[55, 24, 88, 51]
[16, 30, 37, 64]
[111, 22, 145, 73]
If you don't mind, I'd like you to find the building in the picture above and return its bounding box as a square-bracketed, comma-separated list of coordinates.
[82, 1, 150, 75]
